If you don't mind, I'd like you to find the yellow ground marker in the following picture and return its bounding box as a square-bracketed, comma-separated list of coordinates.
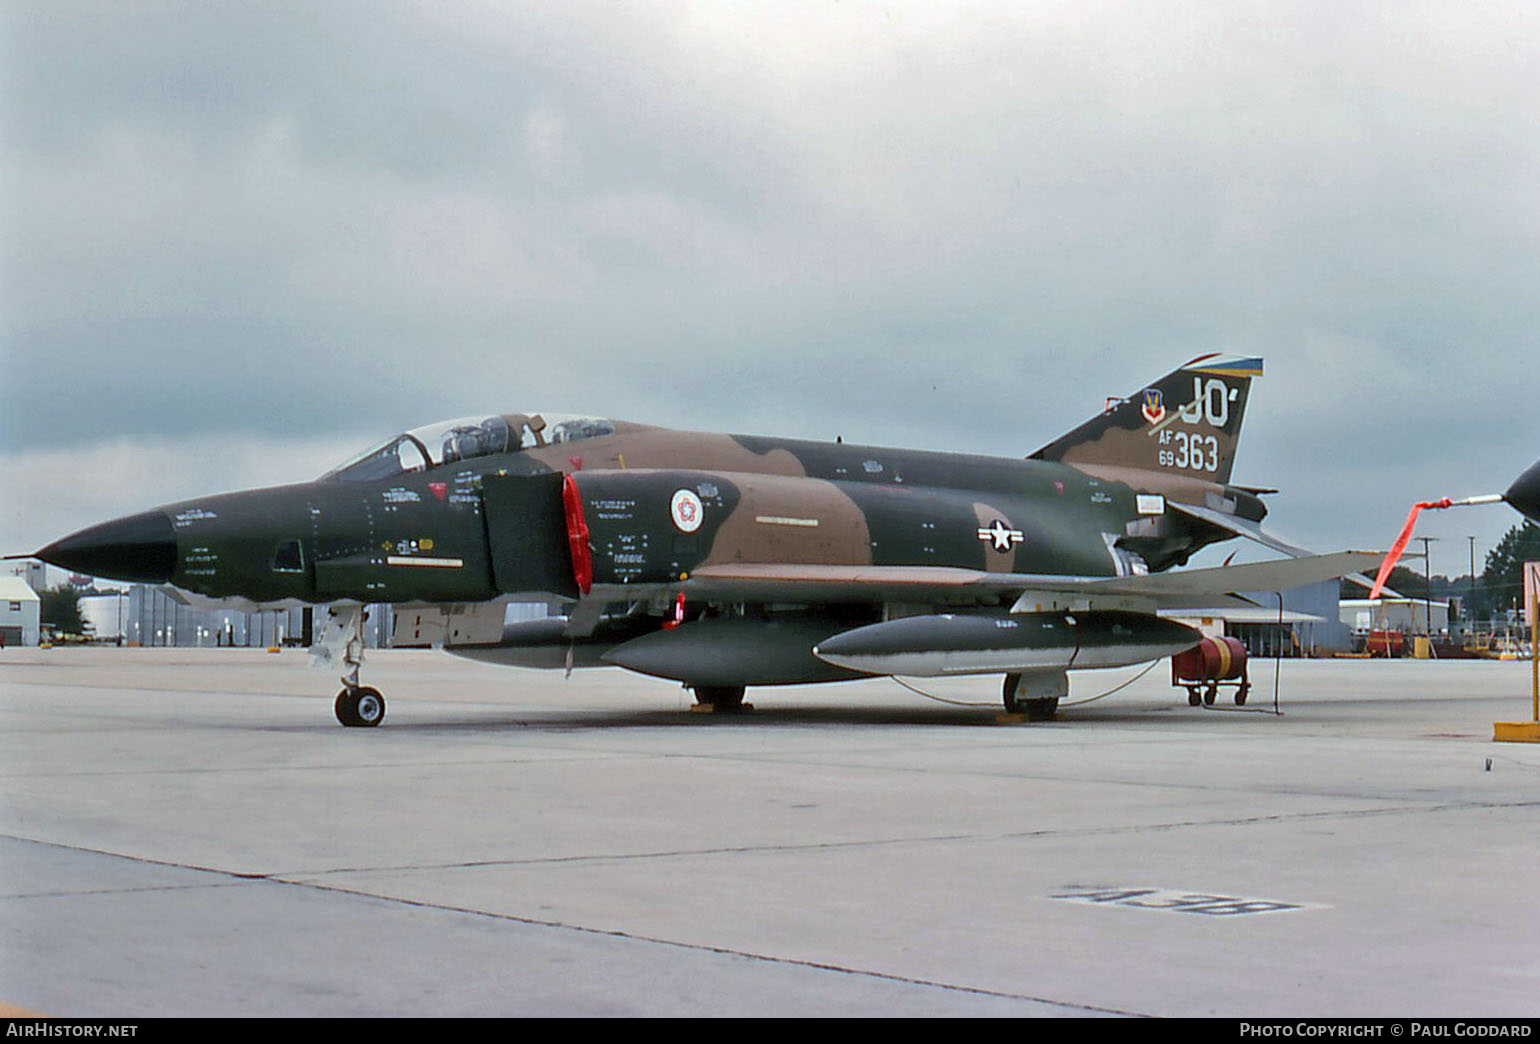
[1494, 580, 1540, 744]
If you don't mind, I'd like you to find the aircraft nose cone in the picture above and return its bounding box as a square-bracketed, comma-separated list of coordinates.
[1504, 458, 1540, 524]
[35, 510, 177, 584]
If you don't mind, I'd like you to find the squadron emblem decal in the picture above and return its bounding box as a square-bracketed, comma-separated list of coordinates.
[1141, 388, 1166, 425]
[670, 488, 704, 533]
[977, 518, 1025, 552]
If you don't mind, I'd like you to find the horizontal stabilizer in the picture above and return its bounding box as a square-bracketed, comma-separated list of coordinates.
[1169, 503, 1401, 598]
[1167, 502, 1315, 558]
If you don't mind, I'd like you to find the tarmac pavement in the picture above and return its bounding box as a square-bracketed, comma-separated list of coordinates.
[1, 646, 1536, 1017]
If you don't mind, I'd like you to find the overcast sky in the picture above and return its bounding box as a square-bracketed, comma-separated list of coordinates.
[3, 1, 1537, 582]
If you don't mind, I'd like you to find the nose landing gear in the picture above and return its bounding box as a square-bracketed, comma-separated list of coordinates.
[314, 605, 387, 727]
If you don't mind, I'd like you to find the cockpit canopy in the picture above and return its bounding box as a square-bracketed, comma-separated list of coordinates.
[322, 413, 616, 482]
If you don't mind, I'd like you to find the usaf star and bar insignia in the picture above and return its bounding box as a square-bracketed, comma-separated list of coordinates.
[976, 518, 1025, 553]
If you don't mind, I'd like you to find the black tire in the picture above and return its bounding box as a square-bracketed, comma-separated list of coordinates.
[1005, 674, 1059, 721]
[335, 686, 386, 727]
[1002, 673, 1022, 713]
[1024, 697, 1058, 722]
[335, 688, 358, 726]
[693, 685, 746, 712]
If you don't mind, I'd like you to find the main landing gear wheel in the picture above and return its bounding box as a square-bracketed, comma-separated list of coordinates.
[336, 686, 386, 727]
[692, 685, 747, 713]
[1002, 673, 1060, 722]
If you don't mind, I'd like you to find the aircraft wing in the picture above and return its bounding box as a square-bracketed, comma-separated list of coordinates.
[643, 550, 1385, 613]
[679, 564, 1031, 605]
[1055, 550, 1384, 600]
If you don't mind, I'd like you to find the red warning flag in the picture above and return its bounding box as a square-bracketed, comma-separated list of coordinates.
[1368, 500, 1451, 599]
[1366, 493, 1506, 600]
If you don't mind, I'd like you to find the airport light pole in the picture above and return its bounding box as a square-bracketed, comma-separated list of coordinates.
[1419, 536, 1437, 638]
[1469, 535, 1477, 629]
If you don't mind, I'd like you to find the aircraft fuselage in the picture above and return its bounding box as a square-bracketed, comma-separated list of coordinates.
[53, 424, 1255, 608]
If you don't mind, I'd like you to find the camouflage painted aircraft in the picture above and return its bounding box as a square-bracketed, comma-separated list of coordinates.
[29, 354, 1379, 726]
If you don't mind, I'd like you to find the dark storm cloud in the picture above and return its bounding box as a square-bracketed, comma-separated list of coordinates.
[2, 1, 828, 441]
[8, 4, 546, 179]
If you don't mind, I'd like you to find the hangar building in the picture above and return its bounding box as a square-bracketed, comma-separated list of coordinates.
[0, 576, 42, 647]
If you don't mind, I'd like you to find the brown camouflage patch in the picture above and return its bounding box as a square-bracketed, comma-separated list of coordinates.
[527, 426, 807, 477]
[971, 501, 1023, 572]
[702, 474, 873, 568]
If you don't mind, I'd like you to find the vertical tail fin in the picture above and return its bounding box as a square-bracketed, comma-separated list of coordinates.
[1031, 355, 1263, 485]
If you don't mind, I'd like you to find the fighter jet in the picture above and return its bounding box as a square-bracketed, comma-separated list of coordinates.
[28, 354, 1377, 726]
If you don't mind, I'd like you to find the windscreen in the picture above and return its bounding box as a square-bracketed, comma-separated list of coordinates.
[322, 414, 615, 481]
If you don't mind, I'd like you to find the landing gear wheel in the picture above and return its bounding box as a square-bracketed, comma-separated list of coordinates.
[336, 685, 386, 727]
[1024, 697, 1059, 722]
[693, 685, 747, 713]
[1003, 673, 1022, 713]
[1003, 672, 1063, 721]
